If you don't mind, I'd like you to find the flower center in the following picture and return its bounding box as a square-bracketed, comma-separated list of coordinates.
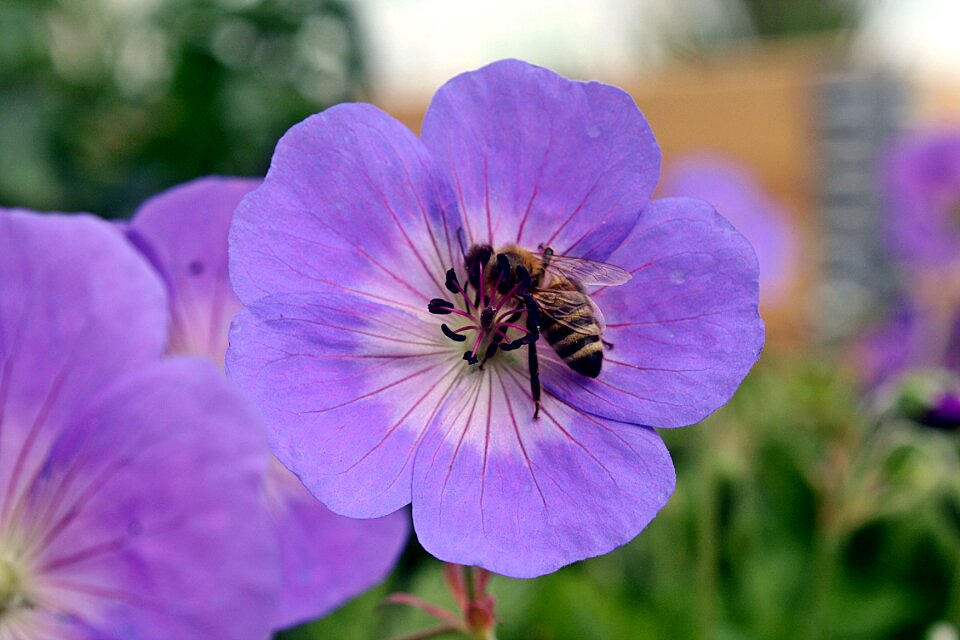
[0, 552, 30, 619]
[427, 252, 541, 368]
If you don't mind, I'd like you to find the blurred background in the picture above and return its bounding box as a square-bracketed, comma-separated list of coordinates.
[4, 0, 960, 638]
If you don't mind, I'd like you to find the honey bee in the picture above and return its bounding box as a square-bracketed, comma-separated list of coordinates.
[463, 238, 631, 418]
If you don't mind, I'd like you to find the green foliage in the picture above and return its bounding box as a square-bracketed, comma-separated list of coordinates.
[0, 0, 364, 218]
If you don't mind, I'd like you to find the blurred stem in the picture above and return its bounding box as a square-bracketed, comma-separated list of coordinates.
[466, 567, 496, 640]
[804, 529, 841, 640]
[695, 426, 719, 640]
[947, 544, 960, 625]
[464, 566, 476, 604]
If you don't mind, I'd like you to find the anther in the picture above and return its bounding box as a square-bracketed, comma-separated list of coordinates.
[445, 269, 462, 294]
[428, 298, 455, 315]
[480, 307, 496, 328]
[500, 337, 526, 352]
[463, 351, 479, 365]
[441, 323, 467, 342]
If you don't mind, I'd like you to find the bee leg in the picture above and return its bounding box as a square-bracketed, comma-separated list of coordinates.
[522, 293, 542, 419]
[602, 339, 615, 350]
[527, 339, 541, 420]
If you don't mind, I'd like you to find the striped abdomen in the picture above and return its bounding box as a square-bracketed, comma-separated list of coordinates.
[537, 280, 603, 378]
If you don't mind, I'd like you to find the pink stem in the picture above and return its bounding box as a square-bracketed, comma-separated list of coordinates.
[383, 593, 465, 630]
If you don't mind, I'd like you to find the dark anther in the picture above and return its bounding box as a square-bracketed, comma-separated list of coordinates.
[515, 265, 532, 294]
[428, 298, 455, 314]
[441, 324, 467, 342]
[480, 307, 495, 328]
[445, 269, 462, 294]
[500, 337, 527, 351]
[483, 341, 500, 361]
[463, 351, 479, 365]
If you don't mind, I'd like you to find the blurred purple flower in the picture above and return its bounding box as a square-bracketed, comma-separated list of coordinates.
[227, 60, 764, 577]
[126, 178, 409, 630]
[0, 209, 279, 637]
[918, 391, 960, 431]
[854, 300, 960, 389]
[663, 154, 796, 305]
[884, 130, 960, 267]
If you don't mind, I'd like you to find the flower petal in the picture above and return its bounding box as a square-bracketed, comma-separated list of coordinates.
[544, 197, 764, 427]
[266, 463, 409, 629]
[0, 210, 166, 531]
[884, 130, 960, 266]
[24, 358, 279, 639]
[127, 177, 258, 361]
[226, 288, 458, 518]
[411, 364, 674, 578]
[230, 104, 463, 307]
[421, 59, 660, 259]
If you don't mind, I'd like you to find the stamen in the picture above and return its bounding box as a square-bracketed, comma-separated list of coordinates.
[480, 307, 496, 328]
[428, 298, 455, 314]
[499, 338, 526, 351]
[496, 322, 531, 334]
[445, 269, 462, 294]
[431, 254, 542, 372]
[441, 324, 469, 342]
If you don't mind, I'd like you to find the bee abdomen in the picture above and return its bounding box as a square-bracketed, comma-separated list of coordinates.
[542, 319, 602, 378]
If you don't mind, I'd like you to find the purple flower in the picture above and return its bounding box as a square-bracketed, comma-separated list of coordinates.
[126, 177, 409, 629]
[884, 129, 960, 267]
[662, 154, 796, 306]
[919, 391, 960, 431]
[227, 60, 764, 577]
[854, 300, 960, 388]
[0, 209, 279, 637]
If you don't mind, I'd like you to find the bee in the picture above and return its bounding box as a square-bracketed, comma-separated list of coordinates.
[463, 238, 631, 418]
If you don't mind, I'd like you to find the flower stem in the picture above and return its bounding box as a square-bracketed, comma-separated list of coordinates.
[803, 526, 842, 640]
[695, 444, 718, 640]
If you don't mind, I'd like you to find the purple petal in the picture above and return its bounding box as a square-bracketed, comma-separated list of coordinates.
[884, 130, 960, 267]
[265, 463, 409, 628]
[852, 303, 917, 388]
[663, 155, 796, 305]
[230, 104, 463, 307]
[22, 358, 279, 639]
[226, 288, 454, 518]
[0, 210, 166, 529]
[421, 59, 660, 260]
[412, 365, 674, 578]
[545, 197, 763, 427]
[128, 177, 259, 362]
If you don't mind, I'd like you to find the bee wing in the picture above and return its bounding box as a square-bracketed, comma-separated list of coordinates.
[542, 253, 632, 286]
[532, 289, 607, 335]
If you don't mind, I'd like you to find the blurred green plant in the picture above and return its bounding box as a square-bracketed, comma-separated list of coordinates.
[741, 0, 857, 37]
[0, 0, 364, 218]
